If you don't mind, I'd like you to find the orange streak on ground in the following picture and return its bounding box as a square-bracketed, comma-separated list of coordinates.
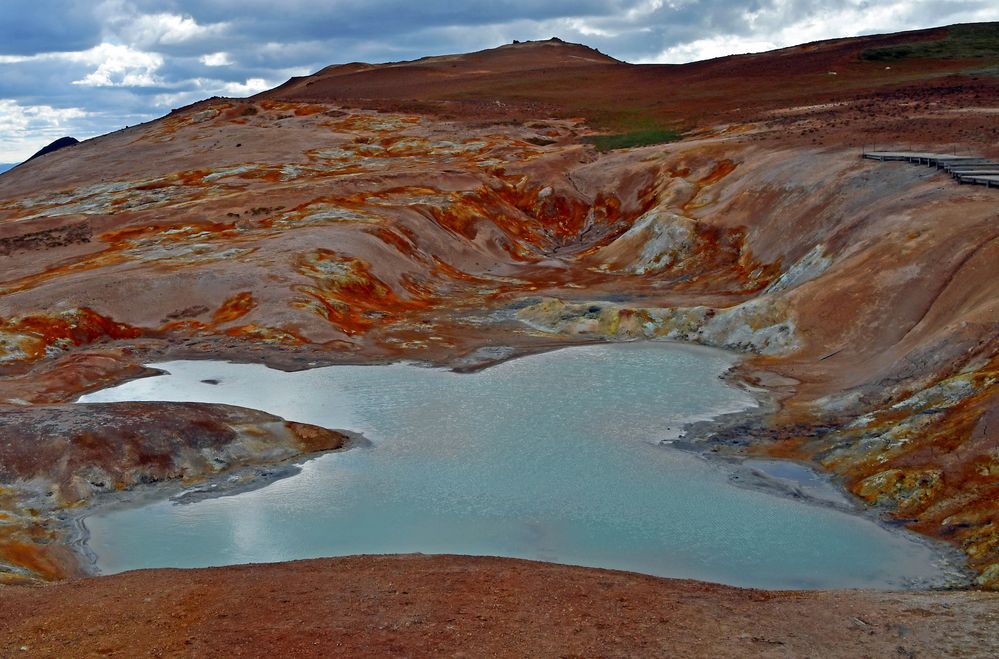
[697, 159, 738, 185]
[222, 324, 307, 345]
[364, 226, 421, 258]
[430, 257, 491, 284]
[212, 292, 257, 325]
[0, 541, 71, 581]
[0, 309, 144, 362]
[295, 250, 434, 336]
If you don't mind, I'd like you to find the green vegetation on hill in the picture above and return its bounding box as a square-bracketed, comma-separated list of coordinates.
[860, 23, 999, 61]
[583, 127, 682, 151]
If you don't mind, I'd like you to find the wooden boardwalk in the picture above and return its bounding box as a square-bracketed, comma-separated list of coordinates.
[862, 151, 999, 188]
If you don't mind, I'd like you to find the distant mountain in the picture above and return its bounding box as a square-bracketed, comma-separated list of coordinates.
[27, 136, 79, 161]
[0, 137, 81, 174]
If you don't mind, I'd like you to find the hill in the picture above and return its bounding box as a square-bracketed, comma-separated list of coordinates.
[0, 22, 997, 655]
[265, 25, 999, 150]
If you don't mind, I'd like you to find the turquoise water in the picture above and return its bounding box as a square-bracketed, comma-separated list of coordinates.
[79, 343, 952, 589]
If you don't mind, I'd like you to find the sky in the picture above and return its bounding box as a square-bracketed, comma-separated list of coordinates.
[1, 1, 997, 164]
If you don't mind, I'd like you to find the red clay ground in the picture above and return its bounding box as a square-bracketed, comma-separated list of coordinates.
[1, 555, 997, 658]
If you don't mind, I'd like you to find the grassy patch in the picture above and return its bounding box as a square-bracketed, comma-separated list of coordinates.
[583, 127, 682, 151]
[860, 23, 999, 61]
[963, 64, 999, 77]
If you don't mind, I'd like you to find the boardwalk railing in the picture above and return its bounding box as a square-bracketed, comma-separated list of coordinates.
[862, 151, 999, 189]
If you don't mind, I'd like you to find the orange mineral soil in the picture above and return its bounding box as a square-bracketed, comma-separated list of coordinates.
[1, 22, 998, 655]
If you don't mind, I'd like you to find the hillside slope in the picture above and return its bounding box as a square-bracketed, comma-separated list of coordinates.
[266, 24, 999, 151]
[0, 23, 997, 597]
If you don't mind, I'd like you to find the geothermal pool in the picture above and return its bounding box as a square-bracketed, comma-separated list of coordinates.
[79, 343, 954, 589]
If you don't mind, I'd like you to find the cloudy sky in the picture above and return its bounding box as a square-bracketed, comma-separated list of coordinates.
[1, 0, 997, 164]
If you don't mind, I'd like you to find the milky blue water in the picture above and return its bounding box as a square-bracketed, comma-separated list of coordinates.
[78, 343, 952, 589]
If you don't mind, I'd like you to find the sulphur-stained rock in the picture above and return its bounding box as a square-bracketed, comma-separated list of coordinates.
[0, 308, 143, 364]
[855, 468, 944, 511]
[789, 357, 999, 587]
[0, 348, 159, 408]
[516, 295, 798, 356]
[977, 563, 999, 589]
[0, 402, 346, 504]
[591, 207, 697, 274]
[0, 485, 84, 584]
[763, 244, 831, 295]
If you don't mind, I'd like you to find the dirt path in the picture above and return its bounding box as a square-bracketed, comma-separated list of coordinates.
[1, 555, 996, 657]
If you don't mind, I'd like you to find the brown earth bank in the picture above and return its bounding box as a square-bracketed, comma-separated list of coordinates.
[0, 20, 997, 602]
[1, 555, 998, 658]
[0, 402, 347, 583]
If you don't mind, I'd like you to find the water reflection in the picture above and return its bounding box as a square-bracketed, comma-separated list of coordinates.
[80, 343, 953, 589]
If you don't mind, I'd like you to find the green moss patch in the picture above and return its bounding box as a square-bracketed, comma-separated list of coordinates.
[860, 23, 999, 61]
[582, 127, 682, 152]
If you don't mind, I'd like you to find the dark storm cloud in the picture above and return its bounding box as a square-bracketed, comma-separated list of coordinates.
[180, 0, 617, 38]
[1, 0, 997, 161]
[0, 0, 103, 55]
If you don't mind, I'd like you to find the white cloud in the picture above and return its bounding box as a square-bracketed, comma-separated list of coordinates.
[221, 78, 273, 96]
[70, 43, 165, 87]
[0, 43, 165, 87]
[151, 89, 207, 109]
[562, 18, 617, 38]
[122, 12, 226, 46]
[92, 1, 229, 47]
[0, 54, 35, 64]
[149, 67, 309, 109]
[201, 52, 234, 66]
[0, 99, 91, 162]
[643, 0, 999, 63]
[646, 36, 780, 63]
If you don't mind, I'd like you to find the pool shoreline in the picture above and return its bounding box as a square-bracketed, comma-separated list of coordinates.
[62, 428, 368, 574]
[63, 340, 975, 590]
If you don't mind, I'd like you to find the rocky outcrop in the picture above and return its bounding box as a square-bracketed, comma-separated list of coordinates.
[791, 357, 999, 588]
[516, 295, 798, 356]
[590, 208, 697, 274]
[0, 402, 348, 582]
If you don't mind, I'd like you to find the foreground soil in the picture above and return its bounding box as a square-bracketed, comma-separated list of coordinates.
[0, 555, 996, 658]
